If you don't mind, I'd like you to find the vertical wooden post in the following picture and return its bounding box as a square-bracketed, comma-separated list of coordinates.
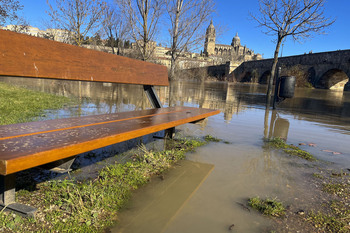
[273, 67, 282, 109]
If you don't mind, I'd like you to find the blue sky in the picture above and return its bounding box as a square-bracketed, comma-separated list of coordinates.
[16, 0, 349, 59]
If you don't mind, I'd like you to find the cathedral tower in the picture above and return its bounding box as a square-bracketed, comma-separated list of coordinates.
[204, 20, 216, 56]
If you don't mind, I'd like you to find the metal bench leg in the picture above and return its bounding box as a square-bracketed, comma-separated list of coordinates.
[165, 127, 175, 139]
[143, 85, 162, 108]
[0, 174, 36, 217]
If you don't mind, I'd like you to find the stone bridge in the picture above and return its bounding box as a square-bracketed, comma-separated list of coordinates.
[231, 50, 350, 90]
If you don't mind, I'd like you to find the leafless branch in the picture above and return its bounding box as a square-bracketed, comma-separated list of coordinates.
[0, 0, 22, 26]
[101, 3, 128, 54]
[165, 0, 215, 79]
[250, 0, 335, 107]
[116, 0, 163, 61]
[46, 0, 107, 46]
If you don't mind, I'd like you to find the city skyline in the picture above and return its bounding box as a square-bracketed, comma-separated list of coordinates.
[13, 0, 350, 59]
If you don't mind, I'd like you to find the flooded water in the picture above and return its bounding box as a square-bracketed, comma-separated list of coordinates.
[1, 77, 350, 232]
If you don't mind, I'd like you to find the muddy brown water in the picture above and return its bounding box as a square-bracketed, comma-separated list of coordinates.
[1, 78, 350, 232]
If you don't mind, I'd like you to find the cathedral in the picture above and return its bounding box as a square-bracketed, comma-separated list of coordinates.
[204, 20, 262, 61]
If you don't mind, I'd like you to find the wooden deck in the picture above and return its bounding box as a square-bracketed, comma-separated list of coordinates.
[0, 107, 220, 175]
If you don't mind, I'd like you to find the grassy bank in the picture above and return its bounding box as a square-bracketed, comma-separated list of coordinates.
[262, 137, 350, 232]
[0, 138, 208, 232]
[307, 170, 350, 232]
[0, 82, 73, 125]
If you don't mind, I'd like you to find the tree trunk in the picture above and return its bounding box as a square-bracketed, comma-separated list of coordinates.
[266, 37, 282, 108]
[170, 56, 176, 80]
[169, 0, 182, 80]
[109, 28, 115, 54]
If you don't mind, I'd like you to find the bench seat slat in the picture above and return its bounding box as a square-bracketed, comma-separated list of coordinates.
[0, 107, 220, 175]
[0, 107, 186, 139]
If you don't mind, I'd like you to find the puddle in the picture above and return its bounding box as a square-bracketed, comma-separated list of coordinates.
[112, 160, 214, 233]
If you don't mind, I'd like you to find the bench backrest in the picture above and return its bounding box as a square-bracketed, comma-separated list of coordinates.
[0, 29, 169, 86]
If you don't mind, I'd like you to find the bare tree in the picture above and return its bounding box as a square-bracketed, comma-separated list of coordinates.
[0, 0, 22, 25]
[251, 0, 335, 107]
[117, 0, 163, 61]
[46, 0, 107, 46]
[101, 3, 128, 54]
[165, 0, 215, 79]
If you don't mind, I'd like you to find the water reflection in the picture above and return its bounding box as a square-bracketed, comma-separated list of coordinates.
[3, 77, 350, 130]
[113, 160, 214, 233]
[264, 110, 290, 140]
[1, 77, 350, 232]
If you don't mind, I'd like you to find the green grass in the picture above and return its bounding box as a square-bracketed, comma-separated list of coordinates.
[0, 82, 74, 125]
[266, 137, 316, 161]
[0, 137, 207, 232]
[307, 171, 350, 232]
[204, 135, 221, 142]
[312, 173, 324, 179]
[307, 200, 350, 232]
[322, 183, 349, 197]
[248, 197, 286, 217]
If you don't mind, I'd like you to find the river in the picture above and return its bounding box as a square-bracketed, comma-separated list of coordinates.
[1, 77, 350, 232]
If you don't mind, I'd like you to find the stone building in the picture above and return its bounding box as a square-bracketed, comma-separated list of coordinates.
[0, 25, 72, 43]
[204, 21, 262, 62]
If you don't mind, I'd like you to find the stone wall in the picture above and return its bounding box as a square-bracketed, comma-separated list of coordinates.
[181, 64, 228, 81]
[231, 50, 350, 90]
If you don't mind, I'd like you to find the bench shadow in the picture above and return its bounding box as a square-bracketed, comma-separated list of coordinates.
[16, 130, 168, 192]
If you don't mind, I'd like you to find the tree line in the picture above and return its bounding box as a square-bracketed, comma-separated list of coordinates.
[1, 0, 216, 80]
[1, 0, 334, 84]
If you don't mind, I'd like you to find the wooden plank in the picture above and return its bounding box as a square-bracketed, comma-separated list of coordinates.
[0, 29, 169, 86]
[0, 108, 185, 139]
[0, 107, 220, 175]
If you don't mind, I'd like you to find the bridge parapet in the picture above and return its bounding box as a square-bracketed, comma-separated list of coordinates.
[231, 50, 350, 90]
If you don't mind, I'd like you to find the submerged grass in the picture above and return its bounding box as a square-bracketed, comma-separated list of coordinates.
[204, 135, 221, 142]
[248, 197, 286, 217]
[266, 137, 316, 161]
[0, 137, 209, 232]
[0, 82, 74, 125]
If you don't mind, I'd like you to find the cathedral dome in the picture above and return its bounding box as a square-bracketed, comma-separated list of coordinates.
[231, 33, 241, 47]
[206, 20, 215, 34]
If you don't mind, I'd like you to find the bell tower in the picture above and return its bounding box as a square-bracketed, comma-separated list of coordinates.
[204, 20, 216, 56]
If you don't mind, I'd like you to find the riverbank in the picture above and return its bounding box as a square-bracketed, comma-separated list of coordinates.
[259, 138, 350, 232]
[1, 80, 349, 232]
[0, 137, 210, 232]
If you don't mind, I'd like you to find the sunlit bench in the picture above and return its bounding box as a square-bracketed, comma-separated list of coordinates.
[0, 29, 220, 216]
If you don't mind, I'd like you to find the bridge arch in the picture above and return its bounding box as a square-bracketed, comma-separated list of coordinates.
[259, 71, 271, 84]
[307, 67, 316, 83]
[315, 68, 349, 90]
[241, 72, 252, 82]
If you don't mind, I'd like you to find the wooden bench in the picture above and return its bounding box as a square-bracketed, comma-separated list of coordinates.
[0, 29, 220, 217]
